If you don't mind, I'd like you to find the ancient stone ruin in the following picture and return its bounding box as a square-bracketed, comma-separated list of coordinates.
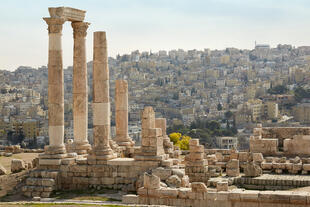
[15, 6, 310, 207]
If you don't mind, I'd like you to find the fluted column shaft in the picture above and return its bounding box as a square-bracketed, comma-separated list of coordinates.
[71, 22, 91, 154]
[44, 17, 66, 154]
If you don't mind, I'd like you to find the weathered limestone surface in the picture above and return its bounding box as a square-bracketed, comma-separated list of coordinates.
[135, 107, 165, 162]
[11, 159, 26, 173]
[250, 126, 310, 156]
[185, 139, 209, 183]
[71, 21, 91, 155]
[48, 7, 86, 22]
[283, 135, 310, 156]
[250, 136, 278, 155]
[42, 17, 67, 161]
[244, 162, 262, 177]
[88, 31, 116, 163]
[155, 118, 180, 159]
[115, 80, 134, 148]
[226, 159, 239, 177]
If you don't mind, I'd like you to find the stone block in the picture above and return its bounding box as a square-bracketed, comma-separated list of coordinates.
[41, 179, 55, 187]
[226, 159, 239, 169]
[261, 162, 272, 170]
[181, 175, 190, 187]
[191, 182, 208, 192]
[244, 162, 262, 177]
[217, 181, 228, 192]
[293, 163, 302, 171]
[303, 164, 310, 171]
[166, 175, 181, 188]
[178, 188, 191, 199]
[290, 192, 308, 204]
[226, 168, 239, 177]
[152, 167, 172, 180]
[0, 164, 7, 175]
[253, 153, 264, 163]
[158, 187, 178, 198]
[144, 172, 160, 189]
[240, 190, 259, 202]
[11, 159, 26, 173]
[238, 152, 249, 162]
[189, 139, 199, 146]
[172, 169, 185, 178]
[39, 158, 62, 166]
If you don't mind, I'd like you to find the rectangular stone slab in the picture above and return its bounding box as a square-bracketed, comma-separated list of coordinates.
[48, 7, 86, 22]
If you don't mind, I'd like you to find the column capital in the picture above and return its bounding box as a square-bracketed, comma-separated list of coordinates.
[72, 22, 90, 38]
[43, 17, 65, 34]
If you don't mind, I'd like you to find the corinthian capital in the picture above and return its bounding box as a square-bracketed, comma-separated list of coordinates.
[72, 22, 90, 38]
[43, 17, 66, 34]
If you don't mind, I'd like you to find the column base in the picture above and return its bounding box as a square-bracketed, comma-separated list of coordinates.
[68, 141, 91, 155]
[115, 136, 135, 147]
[44, 145, 66, 155]
[87, 146, 117, 164]
[39, 145, 77, 167]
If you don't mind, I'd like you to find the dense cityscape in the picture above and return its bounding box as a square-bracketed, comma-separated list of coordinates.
[1, 43, 310, 149]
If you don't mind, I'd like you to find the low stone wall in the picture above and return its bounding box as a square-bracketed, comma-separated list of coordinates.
[250, 137, 278, 155]
[0, 170, 29, 197]
[283, 135, 310, 156]
[262, 127, 310, 147]
[59, 158, 159, 191]
[24, 157, 162, 197]
[234, 175, 310, 190]
[123, 188, 310, 207]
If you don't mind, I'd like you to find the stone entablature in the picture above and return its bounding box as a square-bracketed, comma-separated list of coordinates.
[48, 7, 86, 22]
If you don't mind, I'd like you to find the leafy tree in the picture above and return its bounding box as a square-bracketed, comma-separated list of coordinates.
[217, 103, 222, 111]
[169, 132, 182, 145]
[179, 135, 191, 150]
[267, 85, 288, 95]
[168, 133, 191, 150]
[224, 111, 233, 120]
[294, 87, 310, 102]
[0, 88, 7, 94]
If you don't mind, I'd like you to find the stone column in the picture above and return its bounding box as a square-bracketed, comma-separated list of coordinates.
[88, 31, 116, 163]
[71, 22, 91, 155]
[43, 17, 66, 156]
[115, 80, 134, 147]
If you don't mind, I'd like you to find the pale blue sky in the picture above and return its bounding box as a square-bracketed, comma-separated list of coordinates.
[1, 0, 310, 70]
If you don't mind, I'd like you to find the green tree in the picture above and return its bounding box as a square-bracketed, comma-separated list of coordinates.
[217, 103, 223, 111]
[224, 111, 233, 120]
[294, 87, 310, 102]
[267, 85, 288, 95]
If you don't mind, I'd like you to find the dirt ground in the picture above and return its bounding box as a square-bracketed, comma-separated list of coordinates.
[0, 153, 39, 173]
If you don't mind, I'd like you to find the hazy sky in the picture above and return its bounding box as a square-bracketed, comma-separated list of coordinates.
[1, 0, 310, 70]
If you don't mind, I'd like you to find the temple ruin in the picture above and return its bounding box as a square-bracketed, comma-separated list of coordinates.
[18, 6, 310, 207]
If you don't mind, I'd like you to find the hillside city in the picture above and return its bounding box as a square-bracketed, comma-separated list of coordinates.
[1, 43, 310, 150]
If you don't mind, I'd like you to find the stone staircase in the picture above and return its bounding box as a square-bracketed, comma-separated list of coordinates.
[22, 169, 60, 198]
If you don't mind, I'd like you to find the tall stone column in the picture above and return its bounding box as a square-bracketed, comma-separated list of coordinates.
[115, 80, 134, 147]
[71, 22, 91, 155]
[43, 17, 66, 156]
[88, 31, 116, 163]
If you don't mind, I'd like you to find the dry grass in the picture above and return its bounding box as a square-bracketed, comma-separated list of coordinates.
[0, 153, 39, 173]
